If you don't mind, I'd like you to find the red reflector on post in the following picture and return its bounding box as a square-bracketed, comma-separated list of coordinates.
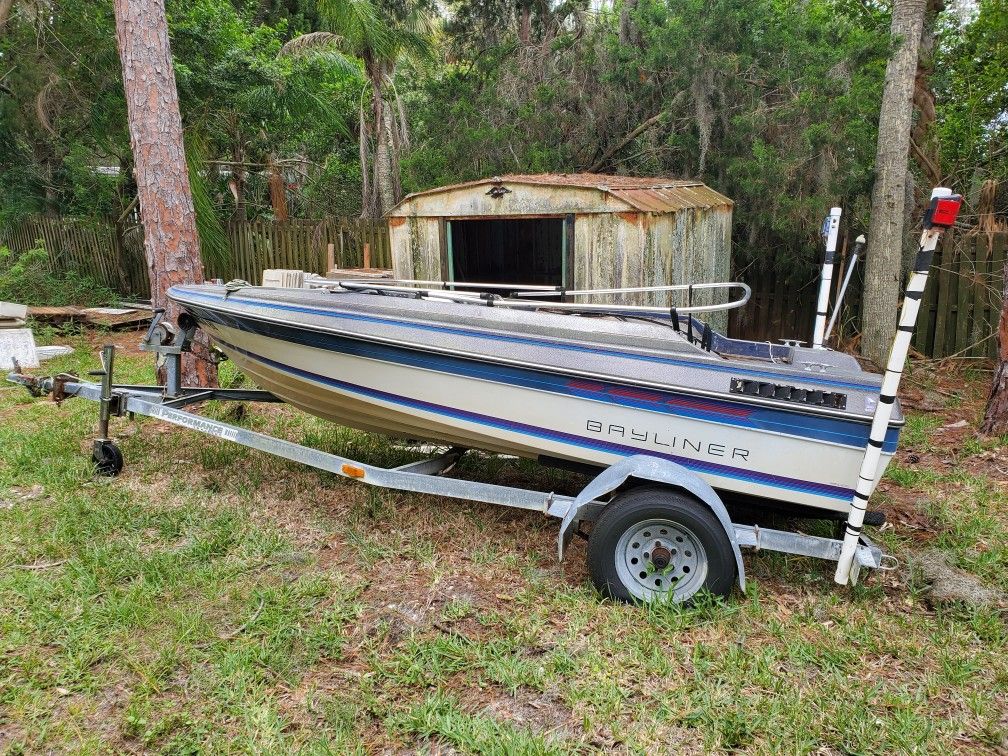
[924, 194, 962, 229]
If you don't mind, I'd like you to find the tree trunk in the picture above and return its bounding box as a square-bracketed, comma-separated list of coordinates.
[981, 258, 1008, 435]
[362, 66, 398, 220]
[860, 0, 927, 365]
[114, 0, 216, 387]
[358, 95, 373, 219]
[230, 141, 246, 221]
[0, 0, 14, 33]
[518, 5, 532, 45]
[911, 0, 943, 186]
[267, 154, 288, 221]
[376, 100, 397, 215]
[618, 0, 640, 47]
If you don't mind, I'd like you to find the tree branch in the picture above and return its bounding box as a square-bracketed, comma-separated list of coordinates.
[587, 111, 667, 173]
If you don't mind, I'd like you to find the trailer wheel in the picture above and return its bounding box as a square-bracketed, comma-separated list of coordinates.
[92, 440, 124, 477]
[587, 486, 736, 604]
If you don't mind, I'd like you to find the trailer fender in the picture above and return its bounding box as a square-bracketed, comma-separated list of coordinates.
[557, 454, 745, 591]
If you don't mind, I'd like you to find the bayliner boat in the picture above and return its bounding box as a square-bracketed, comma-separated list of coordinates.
[168, 276, 901, 517]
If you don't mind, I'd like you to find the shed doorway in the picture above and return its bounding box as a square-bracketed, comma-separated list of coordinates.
[448, 217, 568, 287]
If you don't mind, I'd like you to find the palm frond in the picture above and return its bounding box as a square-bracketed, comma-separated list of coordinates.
[297, 48, 361, 78]
[280, 31, 343, 56]
[184, 132, 230, 274]
[317, 0, 397, 60]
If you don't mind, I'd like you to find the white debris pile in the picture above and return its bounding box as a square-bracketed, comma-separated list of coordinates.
[0, 301, 73, 370]
[0, 301, 27, 328]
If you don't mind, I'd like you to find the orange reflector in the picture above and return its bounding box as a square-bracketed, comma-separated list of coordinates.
[341, 464, 366, 479]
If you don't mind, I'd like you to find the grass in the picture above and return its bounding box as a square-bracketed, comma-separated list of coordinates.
[1, 336, 1007, 753]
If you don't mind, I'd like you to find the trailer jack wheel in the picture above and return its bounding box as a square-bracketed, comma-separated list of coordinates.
[92, 440, 124, 477]
[587, 486, 736, 604]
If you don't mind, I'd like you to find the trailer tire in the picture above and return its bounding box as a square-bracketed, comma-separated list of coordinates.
[587, 486, 736, 604]
[92, 440, 124, 477]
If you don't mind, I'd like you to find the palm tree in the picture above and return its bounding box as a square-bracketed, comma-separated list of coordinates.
[282, 0, 432, 219]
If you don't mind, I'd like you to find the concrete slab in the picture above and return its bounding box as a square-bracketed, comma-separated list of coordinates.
[0, 328, 38, 370]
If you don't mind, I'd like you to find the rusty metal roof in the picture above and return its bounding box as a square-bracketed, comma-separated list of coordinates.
[396, 173, 732, 213]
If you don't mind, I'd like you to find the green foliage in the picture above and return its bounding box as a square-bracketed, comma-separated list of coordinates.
[0, 1, 129, 221]
[404, 0, 890, 264]
[0, 244, 117, 307]
[934, 0, 1008, 190]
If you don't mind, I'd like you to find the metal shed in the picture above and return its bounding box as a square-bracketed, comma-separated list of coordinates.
[388, 173, 734, 329]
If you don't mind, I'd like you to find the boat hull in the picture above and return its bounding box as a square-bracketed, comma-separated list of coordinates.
[192, 316, 893, 514]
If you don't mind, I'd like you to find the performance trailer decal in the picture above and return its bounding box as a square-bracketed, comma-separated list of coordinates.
[149, 404, 242, 442]
[586, 419, 750, 462]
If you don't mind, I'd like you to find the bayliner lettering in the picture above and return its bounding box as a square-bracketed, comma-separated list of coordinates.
[586, 419, 750, 462]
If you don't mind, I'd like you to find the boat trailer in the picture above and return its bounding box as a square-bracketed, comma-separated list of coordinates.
[7, 308, 896, 603]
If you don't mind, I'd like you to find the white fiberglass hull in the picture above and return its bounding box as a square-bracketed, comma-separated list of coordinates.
[205, 321, 890, 513]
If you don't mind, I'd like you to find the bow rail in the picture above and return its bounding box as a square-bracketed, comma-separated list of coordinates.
[330, 278, 751, 316]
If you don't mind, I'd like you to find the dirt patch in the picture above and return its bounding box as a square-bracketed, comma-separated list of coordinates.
[82, 328, 150, 359]
[914, 549, 1006, 609]
[876, 483, 940, 544]
[0, 721, 27, 752]
[476, 686, 580, 739]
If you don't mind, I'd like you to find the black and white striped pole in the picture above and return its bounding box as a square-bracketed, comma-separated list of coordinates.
[812, 207, 843, 349]
[824, 234, 867, 342]
[834, 188, 962, 585]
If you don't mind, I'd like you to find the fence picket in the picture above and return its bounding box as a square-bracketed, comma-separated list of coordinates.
[990, 235, 1006, 359]
[954, 239, 972, 357]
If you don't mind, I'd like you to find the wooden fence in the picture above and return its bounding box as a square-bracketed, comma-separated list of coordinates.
[0, 216, 142, 296]
[729, 231, 1005, 359]
[215, 218, 392, 284]
[0, 215, 392, 299]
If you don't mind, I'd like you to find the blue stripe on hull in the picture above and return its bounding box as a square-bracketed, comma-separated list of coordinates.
[215, 334, 856, 502]
[182, 301, 900, 453]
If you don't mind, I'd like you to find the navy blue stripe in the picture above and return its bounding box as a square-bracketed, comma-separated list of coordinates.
[172, 287, 883, 393]
[186, 302, 901, 453]
[216, 336, 856, 501]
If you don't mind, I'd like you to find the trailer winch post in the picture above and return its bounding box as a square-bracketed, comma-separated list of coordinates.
[812, 207, 842, 349]
[834, 188, 961, 585]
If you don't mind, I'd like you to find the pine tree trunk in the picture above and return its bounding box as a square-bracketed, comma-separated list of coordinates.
[861, 0, 927, 365]
[981, 259, 1008, 435]
[114, 0, 216, 387]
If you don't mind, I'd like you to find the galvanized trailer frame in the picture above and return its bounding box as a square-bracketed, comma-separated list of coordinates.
[7, 313, 889, 601]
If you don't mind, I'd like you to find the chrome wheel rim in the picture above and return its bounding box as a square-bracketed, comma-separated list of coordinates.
[615, 518, 708, 602]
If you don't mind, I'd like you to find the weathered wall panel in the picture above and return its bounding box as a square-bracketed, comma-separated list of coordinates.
[391, 217, 440, 280]
[569, 209, 731, 330]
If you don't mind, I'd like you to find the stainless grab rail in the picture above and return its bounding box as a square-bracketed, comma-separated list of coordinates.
[334, 279, 751, 315]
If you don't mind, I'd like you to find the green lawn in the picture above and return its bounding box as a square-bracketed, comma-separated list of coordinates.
[1, 333, 1006, 753]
